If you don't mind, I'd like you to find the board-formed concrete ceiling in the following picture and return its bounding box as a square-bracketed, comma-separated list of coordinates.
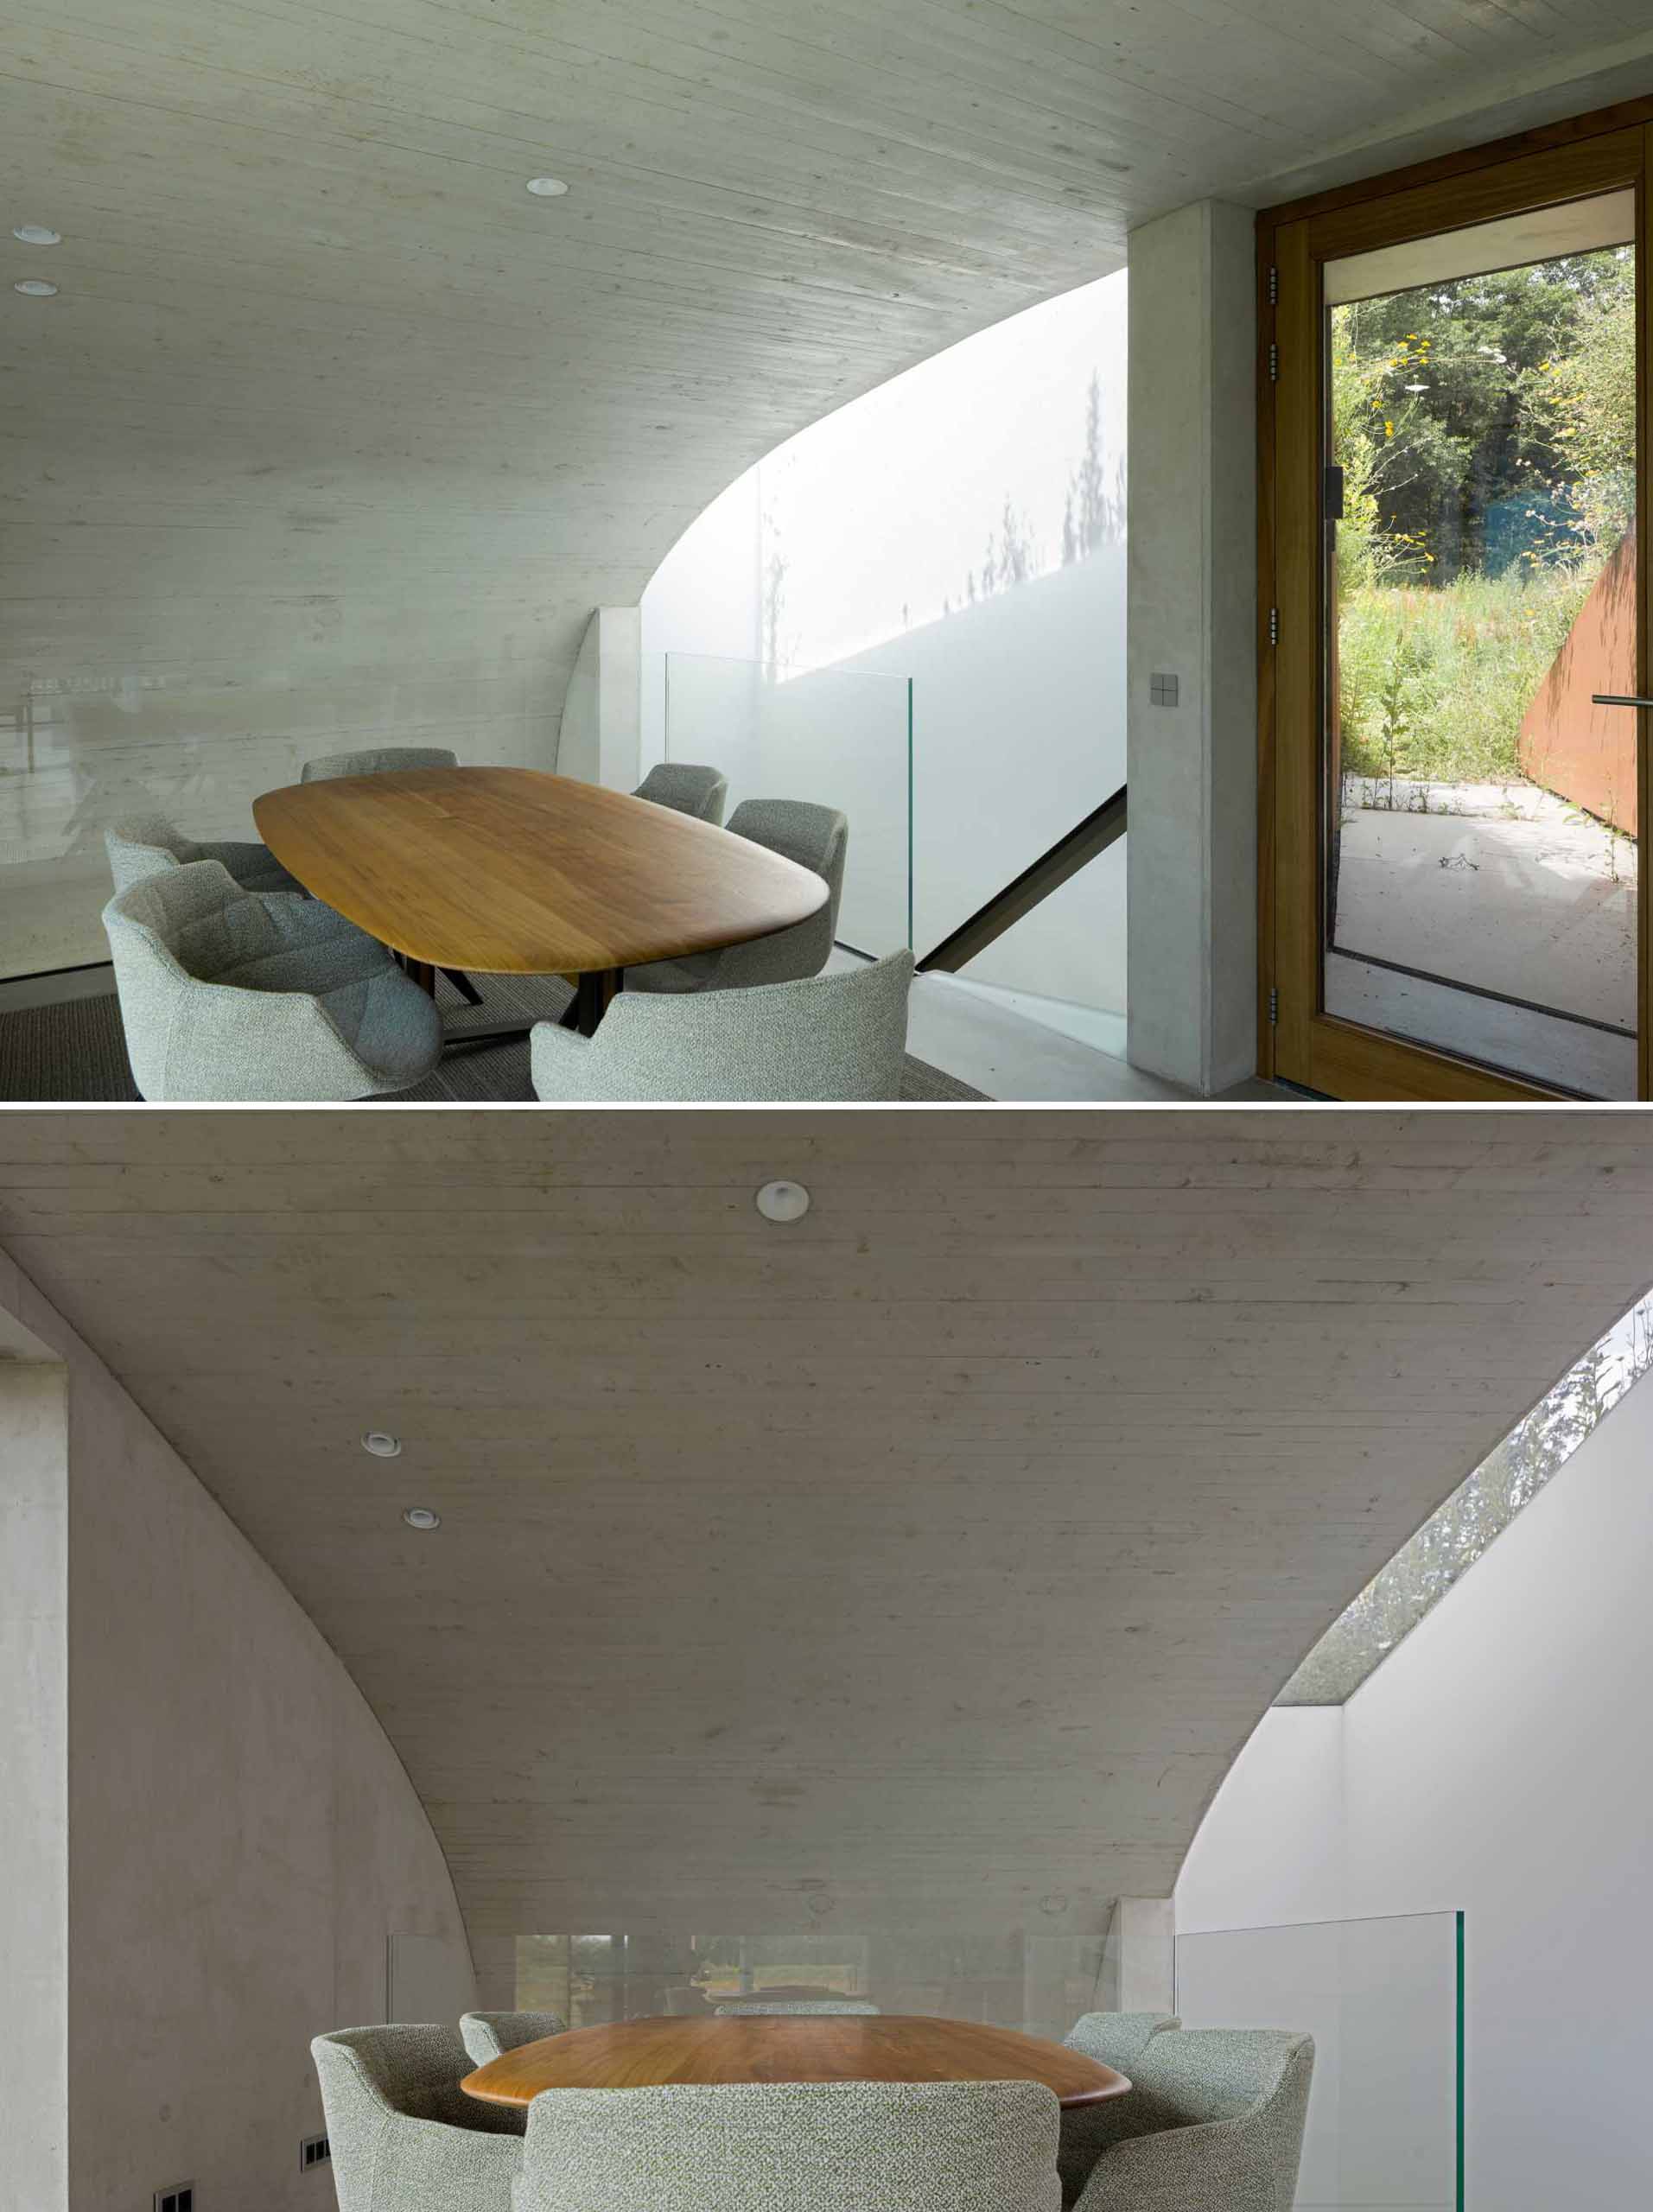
[2, 1109, 1650, 1993]
[7, 1, 1653, 970]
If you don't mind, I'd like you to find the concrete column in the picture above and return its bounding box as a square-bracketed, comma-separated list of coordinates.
[1126, 200, 1257, 1093]
[1, 1351, 69, 2212]
[557, 607, 642, 791]
[1113, 1896, 1177, 2016]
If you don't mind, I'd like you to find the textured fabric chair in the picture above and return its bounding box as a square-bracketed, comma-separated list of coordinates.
[626, 798, 847, 994]
[296, 745, 480, 1001]
[1057, 2012, 1179, 2206]
[531, 948, 912, 1103]
[300, 745, 460, 780]
[104, 860, 444, 1100]
[1069, 2029, 1314, 2212]
[513, 2078, 1062, 2212]
[312, 2024, 525, 2212]
[634, 761, 728, 825]
[713, 1999, 880, 2014]
[105, 810, 302, 900]
[459, 2009, 568, 2065]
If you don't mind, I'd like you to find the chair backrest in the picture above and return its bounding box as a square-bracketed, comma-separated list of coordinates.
[634, 762, 728, 825]
[105, 812, 193, 893]
[718, 798, 848, 983]
[1056, 2012, 1179, 2205]
[301, 745, 459, 780]
[714, 1999, 880, 2015]
[531, 949, 913, 1103]
[311, 2025, 525, 2212]
[1072, 2030, 1314, 2212]
[459, 2008, 568, 2064]
[1064, 2012, 1179, 2072]
[103, 860, 244, 1098]
[515, 2078, 1062, 2212]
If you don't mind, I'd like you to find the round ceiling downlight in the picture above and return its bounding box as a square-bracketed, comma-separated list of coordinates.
[14, 279, 58, 296]
[13, 225, 61, 245]
[525, 175, 569, 197]
[402, 1507, 442, 1531]
[755, 1179, 811, 1224]
[361, 1430, 403, 1458]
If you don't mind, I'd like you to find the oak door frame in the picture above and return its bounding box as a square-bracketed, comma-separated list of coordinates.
[1257, 104, 1653, 1102]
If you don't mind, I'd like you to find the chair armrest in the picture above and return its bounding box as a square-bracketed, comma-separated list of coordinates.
[529, 1019, 607, 1102]
[159, 976, 394, 1100]
[1072, 2116, 1276, 2212]
[372, 2114, 523, 2212]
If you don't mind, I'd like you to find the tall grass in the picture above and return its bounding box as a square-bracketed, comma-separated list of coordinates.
[1338, 565, 1590, 786]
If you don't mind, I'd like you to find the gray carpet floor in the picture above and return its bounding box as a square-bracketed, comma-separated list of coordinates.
[0, 970, 985, 1103]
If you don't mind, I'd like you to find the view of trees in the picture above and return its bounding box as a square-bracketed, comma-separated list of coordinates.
[1332, 241, 1634, 787]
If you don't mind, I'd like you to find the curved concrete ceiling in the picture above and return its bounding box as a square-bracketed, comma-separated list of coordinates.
[8, 5, 1653, 966]
[2, 1109, 1650, 1993]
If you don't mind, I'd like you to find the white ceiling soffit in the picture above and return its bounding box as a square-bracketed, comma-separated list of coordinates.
[1325, 188, 1637, 308]
[2, 1110, 1651, 1948]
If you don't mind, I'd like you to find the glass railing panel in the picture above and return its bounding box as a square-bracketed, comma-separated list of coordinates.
[515, 1922, 1105, 2042]
[661, 651, 912, 957]
[1175, 1910, 1463, 2212]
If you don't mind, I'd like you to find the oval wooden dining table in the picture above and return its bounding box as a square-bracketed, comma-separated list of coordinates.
[461, 2015, 1131, 2109]
[253, 766, 827, 1037]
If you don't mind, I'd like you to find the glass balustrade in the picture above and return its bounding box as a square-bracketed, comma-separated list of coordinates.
[1176, 1910, 1464, 2212]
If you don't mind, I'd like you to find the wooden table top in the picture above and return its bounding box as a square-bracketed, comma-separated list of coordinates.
[461, 2015, 1130, 2110]
[253, 766, 827, 975]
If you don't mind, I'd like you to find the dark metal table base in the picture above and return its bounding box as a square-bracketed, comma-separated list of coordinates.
[437, 965, 624, 1055]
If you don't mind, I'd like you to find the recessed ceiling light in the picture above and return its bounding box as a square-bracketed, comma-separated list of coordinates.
[402, 1506, 442, 1531]
[13, 225, 60, 246]
[525, 176, 569, 197]
[14, 279, 57, 297]
[361, 1430, 402, 1458]
[755, 1179, 811, 1224]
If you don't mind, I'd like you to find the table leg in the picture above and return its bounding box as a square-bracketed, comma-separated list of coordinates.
[560, 968, 623, 1037]
[405, 958, 436, 996]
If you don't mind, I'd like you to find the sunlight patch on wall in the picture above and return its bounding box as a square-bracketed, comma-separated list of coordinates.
[1277, 1286, 1653, 1705]
[754, 270, 1125, 676]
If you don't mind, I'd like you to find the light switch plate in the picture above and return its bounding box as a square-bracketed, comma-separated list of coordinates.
[1149, 672, 1179, 707]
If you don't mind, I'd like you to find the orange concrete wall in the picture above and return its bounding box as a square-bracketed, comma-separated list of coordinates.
[1517, 527, 1637, 835]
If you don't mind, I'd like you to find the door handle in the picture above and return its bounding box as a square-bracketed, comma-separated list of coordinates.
[1592, 694, 1653, 709]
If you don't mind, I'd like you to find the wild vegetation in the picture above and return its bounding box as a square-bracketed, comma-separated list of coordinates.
[1333, 243, 1634, 789]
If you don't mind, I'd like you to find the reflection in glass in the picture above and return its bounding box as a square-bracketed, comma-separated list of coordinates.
[1323, 202, 1637, 1095]
[515, 1923, 1109, 2042]
[1177, 1911, 1463, 2212]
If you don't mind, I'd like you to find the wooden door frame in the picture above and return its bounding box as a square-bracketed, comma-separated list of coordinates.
[1257, 96, 1653, 1101]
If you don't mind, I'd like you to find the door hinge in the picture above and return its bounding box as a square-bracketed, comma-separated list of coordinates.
[1267, 264, 1278, 307]
[1268, 986, 1279, 1026]
[1268, 340, 1278, 382]
[1268, 607, 1279, 647]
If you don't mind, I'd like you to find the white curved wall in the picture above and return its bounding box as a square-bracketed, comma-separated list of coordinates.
[0, 1246, 473, 2212]
[1178, 1368, 1653, 2211]
[641, 271, 1128, 1005]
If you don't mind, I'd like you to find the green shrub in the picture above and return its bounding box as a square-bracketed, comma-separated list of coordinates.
[1338, 565, 1590, 786]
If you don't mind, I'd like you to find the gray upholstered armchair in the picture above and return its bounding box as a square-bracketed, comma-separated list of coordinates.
[104, 860, 443, 1100]
[1057, 2012, 1179, 2205]
[634, 762, 728, 824]
[512, 2079, 1062, 2212]
[459, 2008, 568, 2065]
[301, 745, 460, 780]
[627, 798, 846, 993]
[1069, 2029, 1313, 2212]
[105, 810, 302, 899]
[312, 2024, 525, 2212]
[531, 949, 913, 1102]
[713, 1999, 880, 2014]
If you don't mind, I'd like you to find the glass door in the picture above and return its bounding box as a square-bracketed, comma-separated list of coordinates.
[1268, 128, 1649, 1100]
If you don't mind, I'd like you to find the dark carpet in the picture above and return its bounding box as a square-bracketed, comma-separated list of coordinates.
[0, 971, 986, 1103]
